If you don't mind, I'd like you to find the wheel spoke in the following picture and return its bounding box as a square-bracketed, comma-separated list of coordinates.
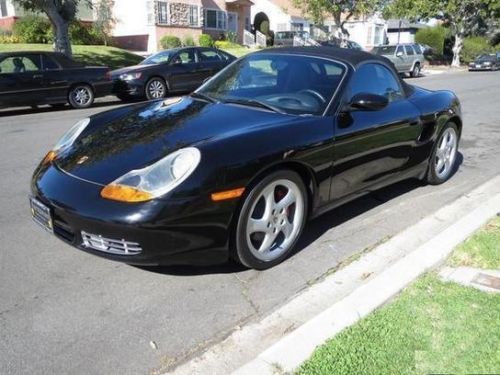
[275, 190, 296, 212]
[248, 218, 269, 234]
[436, 157, 445, 172]
[259, 232, 278, 252]
[281, 220, 293, 238]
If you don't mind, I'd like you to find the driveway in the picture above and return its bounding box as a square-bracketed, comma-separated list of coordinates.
[1, 71, 499, 375]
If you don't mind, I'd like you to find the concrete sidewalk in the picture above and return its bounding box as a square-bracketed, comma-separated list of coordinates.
[171, 174, 500, 374]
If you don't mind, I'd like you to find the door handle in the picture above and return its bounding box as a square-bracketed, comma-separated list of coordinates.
[33, 74, 43, 79]
[408, 118, 420, 126]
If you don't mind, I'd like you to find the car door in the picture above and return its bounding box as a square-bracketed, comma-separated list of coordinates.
[404, 45, 417, 70]
[40, 53, 70, 102]
[0, 54, 44, 107]
[196, 48, 226, 83]
[393, 45, 407, 72]
[331, 62, 422, 201]
[167, 49, 201, 92]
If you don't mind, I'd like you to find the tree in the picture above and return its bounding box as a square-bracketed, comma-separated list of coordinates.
[292, 0, 384, 39]
[93, 0, 115, 46]
[13, 0, 91, 57]
[385, 0, 500, 67]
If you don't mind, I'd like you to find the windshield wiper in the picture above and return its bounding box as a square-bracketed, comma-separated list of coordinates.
[191, 92, 217, 103]
[221, 98, 285, 114]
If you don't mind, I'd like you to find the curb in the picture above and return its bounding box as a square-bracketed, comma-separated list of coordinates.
[170, 175, 500, 375]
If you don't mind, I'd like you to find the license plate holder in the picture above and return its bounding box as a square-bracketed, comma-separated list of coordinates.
[30, 197, 54, 233]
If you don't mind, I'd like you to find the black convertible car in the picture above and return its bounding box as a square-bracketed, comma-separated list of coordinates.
[111, 47, 236, 101]
[31, 47, 462, 270]
[0, 52, 112, 109]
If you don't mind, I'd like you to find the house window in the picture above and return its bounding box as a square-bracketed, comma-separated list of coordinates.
[157, 1, 169, 25]
[204, 9, 227, 30]
[189, 5, 199, 27]
[291, 23, 304, 31]
[0, 0, 8, 17]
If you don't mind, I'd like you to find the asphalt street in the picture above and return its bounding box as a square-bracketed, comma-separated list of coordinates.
[1, 71, 499, 375]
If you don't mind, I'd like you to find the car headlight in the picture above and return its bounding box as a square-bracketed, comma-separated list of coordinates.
[483, 61, 492, 66]
[42, 118, 90, 165]
[101, 147, 201, 203]
[120, 72, 142, 81]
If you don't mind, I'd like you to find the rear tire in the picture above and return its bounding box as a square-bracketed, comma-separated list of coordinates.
[426, 122, 459, 185]
[233, 170, 308, 270]
[410, 63, 421, 78]
[68, 84, 94, 109]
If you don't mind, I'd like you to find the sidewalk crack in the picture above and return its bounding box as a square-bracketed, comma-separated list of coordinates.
[234, 274, 260, 314]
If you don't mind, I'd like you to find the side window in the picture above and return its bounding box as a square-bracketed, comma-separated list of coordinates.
[199, 49, 222, 62]
[348, 63, 404, 103]
[405, 45, 415, 56]
[0, 55, 41, 74]
[171, 50, 196, 65]
[43, 55, 60, 70]
[413, 44, 423, 54]
[396, 45, 404, 56]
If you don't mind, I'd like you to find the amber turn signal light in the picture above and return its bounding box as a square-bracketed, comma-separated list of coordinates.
[211, 187, 245, 202]
[101, 184, 154, 203]
[42, 150, 58, 165]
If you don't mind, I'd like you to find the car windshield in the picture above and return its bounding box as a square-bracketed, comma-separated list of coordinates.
[196, 54, 345, 116]
[141, 51, 172, 65]
[373, 46, 397, 55]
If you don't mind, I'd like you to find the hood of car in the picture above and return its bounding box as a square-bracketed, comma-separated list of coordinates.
[111, 64, 158, 77]
[55, 97, 293, 185]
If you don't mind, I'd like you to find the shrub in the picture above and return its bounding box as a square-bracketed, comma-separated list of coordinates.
[461, 36, 493, 63]
[0, 27, 11, 36]
[0, 35, 21, 44]
[13, 15, 52, 43]
[160, 35, 182, 49]
[69, 22, 104, 45]
[225, 31, 238, 43]
[214, 40, 241, 49]
[415, 26, 448, 56]
[183, 35, 195, 46]
[198, 33, 214, 47]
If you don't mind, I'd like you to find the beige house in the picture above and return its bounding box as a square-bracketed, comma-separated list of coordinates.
[111, 0, 253, 52]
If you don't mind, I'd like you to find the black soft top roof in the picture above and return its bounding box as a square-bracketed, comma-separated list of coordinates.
[257, 46, 392, 68]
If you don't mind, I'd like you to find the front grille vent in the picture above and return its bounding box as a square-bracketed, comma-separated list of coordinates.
[81, 231, 142, 255]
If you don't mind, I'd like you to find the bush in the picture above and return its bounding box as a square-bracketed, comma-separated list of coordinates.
[0, 35, 21, 44]
[461, 36, 493, 63]
[160, 35, 182, 49]
[69, 22, 105, 45]
[0, 27, 11, 36]
[183, 35, 195, 46]
[415, 26, 448, 56]
[198, 34, 214, 47]
[225, 31, 238, 43]
[13, 15, 52, 43]
[214, 40, 241, 49]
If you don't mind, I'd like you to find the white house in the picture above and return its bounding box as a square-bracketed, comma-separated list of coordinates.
[386, 19, 427, 44]
[250, 0, 310, 35]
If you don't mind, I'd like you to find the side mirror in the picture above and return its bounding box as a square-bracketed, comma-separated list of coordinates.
[348, 93, 389, 111]
[396, 51, 404, 57]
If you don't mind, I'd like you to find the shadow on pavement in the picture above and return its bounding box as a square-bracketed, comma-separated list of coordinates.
[0, 99, 124, 117]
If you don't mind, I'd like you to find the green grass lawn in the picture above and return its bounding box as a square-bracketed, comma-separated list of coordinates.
[222, 46, 255, 58]
[298, 217, 500, 375]
[448, 216, 500, 269]
[0, 44, 144, 69]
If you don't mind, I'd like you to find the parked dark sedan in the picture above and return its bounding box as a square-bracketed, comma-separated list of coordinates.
[468, 53, 500, 71]
[111, 47, 236, 101]
[31, 47, 462, 270]
[0, 51, 112, 109]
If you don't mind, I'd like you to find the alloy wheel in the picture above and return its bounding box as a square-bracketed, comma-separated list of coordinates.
[434, 127, 458, 180]
[147, 79, 166, 99]
[71, 86, 92, 107]
[245, 179, 305, 262]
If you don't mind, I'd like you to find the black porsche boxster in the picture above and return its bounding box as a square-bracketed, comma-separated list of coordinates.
[31, 47, 462, 270]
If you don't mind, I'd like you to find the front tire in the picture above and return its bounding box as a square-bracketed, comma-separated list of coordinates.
[410, 63, 421, 78]
[426, 122, 459, 185]
[234, 170, 308, 270]
[68, 84, 94, 109]
[145, 77, 167, 100]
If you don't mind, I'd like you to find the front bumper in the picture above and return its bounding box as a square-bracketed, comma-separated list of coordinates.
[468, 64, 495, 71]
[31, 163, 233, 266]
[112, 79, 145, 98]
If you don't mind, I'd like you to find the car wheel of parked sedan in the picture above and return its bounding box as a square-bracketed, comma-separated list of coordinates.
[68, 84, 95, 109]
[410, 63, 421, 78]
[427, 122, 459, 185]
[234, 170, 307, 270]
[145, 78, 167, 100]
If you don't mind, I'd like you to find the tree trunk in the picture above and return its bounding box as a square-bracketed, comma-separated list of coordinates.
[45, 8, 73, 57]
[451, 31, 464, 68]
